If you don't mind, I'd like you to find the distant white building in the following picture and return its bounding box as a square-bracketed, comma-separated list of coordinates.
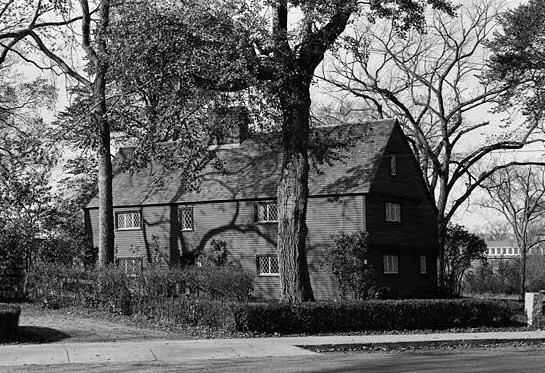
[486, 240, 520, 259]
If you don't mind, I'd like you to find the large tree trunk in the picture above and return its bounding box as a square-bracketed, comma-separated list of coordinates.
[94, 0, 114, 267]
[277, 77, 315, 302]
[96, 108, 114, 267]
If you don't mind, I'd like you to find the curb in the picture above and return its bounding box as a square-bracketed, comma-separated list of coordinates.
[300, 338, 545, 352]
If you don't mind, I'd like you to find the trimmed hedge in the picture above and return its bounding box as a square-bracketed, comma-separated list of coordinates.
[231, 299, 516, 333]
[0, 303, 21, 335]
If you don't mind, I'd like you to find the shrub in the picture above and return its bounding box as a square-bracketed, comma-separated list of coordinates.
[465, 260, 520, 295]
[26, 262, 254, 329]
[0, 303, 21, 335]
[197, 239, 230, 267]
[322, 230, 377, 299]
[232, 299, 515, 334]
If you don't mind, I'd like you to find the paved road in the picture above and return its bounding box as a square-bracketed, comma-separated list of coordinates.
[6, 346, 545, 373]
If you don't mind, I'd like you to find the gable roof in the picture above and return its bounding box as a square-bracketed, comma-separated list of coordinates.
[86, 119, 398, 208]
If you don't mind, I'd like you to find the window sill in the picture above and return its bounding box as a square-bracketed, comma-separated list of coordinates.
[116, 228, 142, 231]
[258, 274, 280, 277]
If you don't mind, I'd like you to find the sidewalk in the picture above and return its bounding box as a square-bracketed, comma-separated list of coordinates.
[2, 330, 545, 367]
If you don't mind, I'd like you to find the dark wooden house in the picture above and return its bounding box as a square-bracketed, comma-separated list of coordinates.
[84, 119, 438, 299]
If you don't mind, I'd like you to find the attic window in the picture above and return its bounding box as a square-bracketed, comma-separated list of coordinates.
[256, 202, 278, 223]
[179, 206, 194, 231]
[390, 154, 397, 176]
[116, 211, 142, 230]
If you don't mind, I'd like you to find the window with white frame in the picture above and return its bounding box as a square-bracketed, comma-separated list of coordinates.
[383, 255, 399, 274]
[179, 206, 194, 231]
[420, 255, 427, 274]
[256, 202, 278, 223]
[116, 211, 141, 230]
[385, 202, 401, 222]
[257, 254, 279, 275]
[390, 154, 397, 176]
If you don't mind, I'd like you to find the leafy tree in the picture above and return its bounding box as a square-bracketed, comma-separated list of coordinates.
[479, 165, 545, 298]
[444, 223, 487, 296]
[105, 1, 243, 174]
[487, 0, 545, 131]
[322, 230, 377, 300]
[209, 0, 457, 302]
[320, 0, 545, 290]
[29, 0, 114, 267]
[0, 0, 71, 66]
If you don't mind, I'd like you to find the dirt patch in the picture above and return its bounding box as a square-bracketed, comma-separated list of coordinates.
[10, 303, 188, 343]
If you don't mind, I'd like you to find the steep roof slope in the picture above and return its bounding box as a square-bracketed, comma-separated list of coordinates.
[86, 119, 397, 208]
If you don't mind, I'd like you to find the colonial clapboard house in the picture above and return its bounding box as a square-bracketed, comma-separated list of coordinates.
[84, 118, 439, 299]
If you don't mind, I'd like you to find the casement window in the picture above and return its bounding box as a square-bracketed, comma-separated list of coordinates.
[179, 206, 194, 231]
[257, 254, 279, 276]
[385, 202, 401, 222]
[420, 255, 427, 274]
[116, 257, 143, 278]
[390, 154, 397, 176]
[383, 255, 399, 274]
[116, 211, 142, 230]
[255, 202, 278, 223]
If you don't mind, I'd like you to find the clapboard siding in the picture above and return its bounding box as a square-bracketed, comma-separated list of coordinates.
[365, 125, 438, 297]
[306, 195, 365, 299]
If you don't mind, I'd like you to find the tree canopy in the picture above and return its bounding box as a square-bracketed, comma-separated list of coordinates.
[487, 0, 545, 129]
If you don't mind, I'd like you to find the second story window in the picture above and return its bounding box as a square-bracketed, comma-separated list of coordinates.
[116, 211, 141, 230]
[179, 206, 194, 231]
[385, 202, 401, 222]
[390, 154, 397, 176]
[256, 202, 278, 223]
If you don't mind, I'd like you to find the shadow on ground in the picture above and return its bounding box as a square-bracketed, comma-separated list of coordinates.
[0, 326, 70, 344]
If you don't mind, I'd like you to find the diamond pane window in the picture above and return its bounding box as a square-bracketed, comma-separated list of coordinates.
[116, 212, 141, 230]
[179, 207, 194, 231]
[257, 254, 279, 275]
[117, 257, 143, 278]
[385, 202, 401, 222]
[256, 202, 278, 223]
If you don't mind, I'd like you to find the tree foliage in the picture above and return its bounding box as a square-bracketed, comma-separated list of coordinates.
[322, 230, 379, 300]
[487, 0, 545, 129]
[444, 223, 487, 296]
